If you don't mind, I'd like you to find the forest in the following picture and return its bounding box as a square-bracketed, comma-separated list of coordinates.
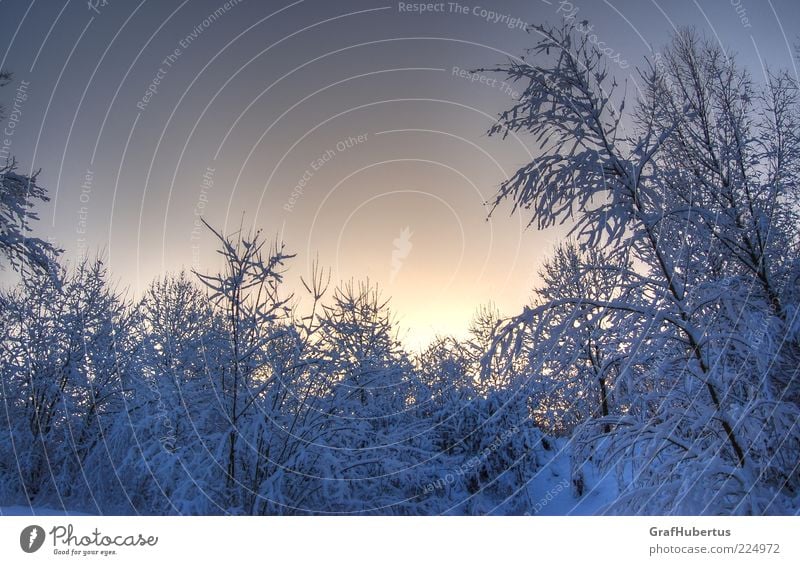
[1, 23, 798, 515]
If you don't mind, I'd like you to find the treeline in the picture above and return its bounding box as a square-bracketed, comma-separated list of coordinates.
[0, 224, 544, 514]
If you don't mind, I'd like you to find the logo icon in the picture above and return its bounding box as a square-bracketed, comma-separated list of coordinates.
[390, 226, 413, 283]
[20, 525, 45, 553]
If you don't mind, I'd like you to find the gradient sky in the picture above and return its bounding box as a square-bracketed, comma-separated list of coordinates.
[1, 0, 798, 349]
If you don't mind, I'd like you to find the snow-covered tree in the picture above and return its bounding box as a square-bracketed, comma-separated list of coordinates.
[0, 258, 136, 511]
[0, 71, 60, 277]
[507, 242, 633, 435]
[484, 23, 800, 514]
[193, 219, 294, 509]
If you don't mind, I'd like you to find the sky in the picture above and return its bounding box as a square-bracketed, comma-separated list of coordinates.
[1, 0, 798, 350]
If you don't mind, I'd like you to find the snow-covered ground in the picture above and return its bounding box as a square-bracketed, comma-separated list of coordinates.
[0, 506, 87, 516]
[0, 440, 617, 516]
[525, 439, 617, 516]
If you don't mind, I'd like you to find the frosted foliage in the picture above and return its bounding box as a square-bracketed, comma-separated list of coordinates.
[1, 26, 798, 515]
[484, 24, 800, 514]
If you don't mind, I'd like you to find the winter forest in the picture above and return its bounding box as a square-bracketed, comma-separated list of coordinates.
[1, 21, 799, 516]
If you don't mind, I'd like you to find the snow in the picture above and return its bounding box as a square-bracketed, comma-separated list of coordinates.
[523, 439, 617, 516]
[0, 506, 88, 516]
